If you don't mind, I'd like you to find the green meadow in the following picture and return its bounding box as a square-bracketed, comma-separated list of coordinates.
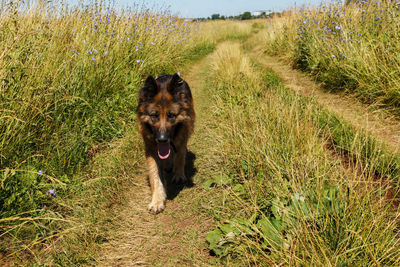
[1, 0, 399, 265]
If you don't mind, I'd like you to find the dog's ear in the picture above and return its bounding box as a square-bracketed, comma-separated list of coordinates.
[168, 73, 190, 102]
[169, 73, 184, 89]
[139, 76, 158, 103]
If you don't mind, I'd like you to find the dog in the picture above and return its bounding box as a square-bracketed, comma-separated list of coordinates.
[136, 73, 195, 213]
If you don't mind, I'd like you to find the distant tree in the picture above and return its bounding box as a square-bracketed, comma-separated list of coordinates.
[241, 11, 252, 20]
[211, 13, 220, 20]
[221, 15, 225, 20]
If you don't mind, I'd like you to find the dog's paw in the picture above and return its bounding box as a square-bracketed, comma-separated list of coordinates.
[172, 174, 187, 184]
[148, 200, 165, 214]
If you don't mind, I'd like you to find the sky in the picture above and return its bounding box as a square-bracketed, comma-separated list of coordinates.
[112, 0, 327, 18]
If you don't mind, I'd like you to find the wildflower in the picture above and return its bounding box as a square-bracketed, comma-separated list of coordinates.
[151, 42, 155, 45]
[331, 55, 336, 58]
[136, 59, 143, 63]
[335, 25, 341, 30]
[88, 50, 93, 55]
[177, 72, 181, 76]
[92, 48, 98, 53]
[83, 40, 86, 44]
[104, 50, 109, 55]
[91, 57, 96, 61]
[339, 53, 346, 58]
[38, 170, 44, 176]
[47, 189, 56, 198]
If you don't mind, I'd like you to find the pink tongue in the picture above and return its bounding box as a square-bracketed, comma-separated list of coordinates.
[157, 142, 170, 159]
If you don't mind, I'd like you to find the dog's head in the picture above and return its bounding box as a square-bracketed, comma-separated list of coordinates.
[137, 73, 193, 159]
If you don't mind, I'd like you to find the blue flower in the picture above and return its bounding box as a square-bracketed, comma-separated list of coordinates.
[104, 50, 109, 55]
[136, 59, 143, 63]
[92, 48, 98, 53]
[335, 25, 341, 30]
[70, 49, 80, 55]
[91, 57, 96, 61]
[88, 50, 93, 55]
[331, 55, 336, 58]
[47, 189, 56, 197]
[38, 170, 44, 176]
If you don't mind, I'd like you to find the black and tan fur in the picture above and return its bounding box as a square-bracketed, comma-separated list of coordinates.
[137, 73, 195, 213]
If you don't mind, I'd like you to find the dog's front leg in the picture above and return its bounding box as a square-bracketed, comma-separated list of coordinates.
[146, 155, 166, 213]
[172, 144, 187, 184]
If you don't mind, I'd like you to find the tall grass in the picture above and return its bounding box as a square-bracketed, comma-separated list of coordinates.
[0, 1, 254, 262]
[0, 0, 204, 262]
[261, 1, 400, 111]
[0, 1, 196, 217]
[205, 42, 400, 265]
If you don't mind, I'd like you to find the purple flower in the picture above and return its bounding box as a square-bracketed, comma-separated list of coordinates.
[92, 48, 98, 53]
[47, 189, 56, 197]
[38, 170, 44, 176]
[339, 53, 346, 58]
[335, 25, 341, 30]
[88, 50, 93, 55]
[331, 55, 336, 58]
[91, 57, 96, 61]
[104, 50, 109, 55]
[136, 59, 143, 63]
[70, 49, 80, 55]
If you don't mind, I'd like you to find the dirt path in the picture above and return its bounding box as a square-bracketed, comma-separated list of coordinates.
[96, 39, 400, 266]
[97, 53, 220, 266]
[249, 46, 400, 153]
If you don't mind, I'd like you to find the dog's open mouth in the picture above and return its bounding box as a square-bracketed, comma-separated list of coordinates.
[157, 142, 170, 159]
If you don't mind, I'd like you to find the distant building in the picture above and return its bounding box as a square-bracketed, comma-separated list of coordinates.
[252, 10, 272, 17]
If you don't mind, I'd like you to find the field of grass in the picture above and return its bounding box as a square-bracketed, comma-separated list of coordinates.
[260, 0, 400, 112]
[203, 41, 400, 265]
[0, 1, 254, 263]
[2, 0, 400, 265]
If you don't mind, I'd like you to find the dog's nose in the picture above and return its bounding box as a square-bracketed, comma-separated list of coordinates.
[156, 131, 168, 143]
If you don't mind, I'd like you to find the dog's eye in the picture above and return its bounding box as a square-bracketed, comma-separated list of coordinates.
[150, 113, 159, 121]
[167, 112, 176, 119]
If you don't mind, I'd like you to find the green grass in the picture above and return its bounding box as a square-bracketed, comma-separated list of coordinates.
[204, 41, 400, 265]
[261, 1, 400, 113]
[0, 1, 220, 263]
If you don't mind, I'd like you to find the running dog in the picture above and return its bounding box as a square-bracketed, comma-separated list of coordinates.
[136, 73, 195, 213]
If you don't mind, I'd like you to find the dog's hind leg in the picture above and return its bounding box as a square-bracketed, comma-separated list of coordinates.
[172, 144, 187, 184]
[146, 155, 166, 213]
